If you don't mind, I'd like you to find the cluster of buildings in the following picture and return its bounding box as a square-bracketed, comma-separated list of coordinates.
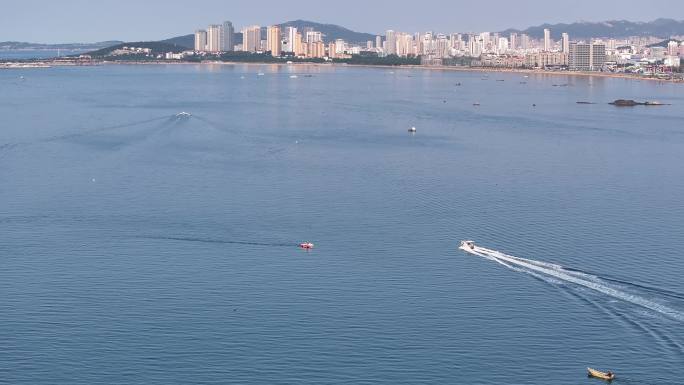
[190, 20, 683, 72]
[194, 21, 356, 59]
[110, 46, 153, 56]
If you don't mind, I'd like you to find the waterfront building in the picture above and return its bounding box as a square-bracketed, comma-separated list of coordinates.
[242, 25, 261, 52]
[543, 28, 551, 51]
[526, 51, 568, 68]
[328, 42, 337, 58]
[569, 42, 606, 71]
[376, 36, 382, 51]
[284, 27, 297, 52]
[267, 25, 282, 56]
[222, 21, 235, 51]
[206, 24, 222, 52]
[509, 33, 517, 50]
[385, 30, 397, 55]
[306, 41, 325, 58]
[294, 32, 304, 56]
[194, 30, 207, 52]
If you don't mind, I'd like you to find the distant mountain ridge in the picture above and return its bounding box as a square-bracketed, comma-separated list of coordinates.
[501, 18, 684, 40]
[0, 41, 122, 50]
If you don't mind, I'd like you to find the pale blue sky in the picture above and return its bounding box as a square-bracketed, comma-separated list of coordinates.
[2, 0, 683, 43]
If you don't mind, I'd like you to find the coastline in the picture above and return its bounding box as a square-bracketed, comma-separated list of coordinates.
[3, 58, 682, 83]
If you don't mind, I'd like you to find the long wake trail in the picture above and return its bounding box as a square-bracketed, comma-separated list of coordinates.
[466, 245, 684, 322]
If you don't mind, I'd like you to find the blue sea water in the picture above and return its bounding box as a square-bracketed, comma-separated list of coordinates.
[0, 49, 87, 60]
[1, 64, 683, 384]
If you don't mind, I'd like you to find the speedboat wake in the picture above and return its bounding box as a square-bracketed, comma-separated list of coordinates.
[459, 241, 684, 322]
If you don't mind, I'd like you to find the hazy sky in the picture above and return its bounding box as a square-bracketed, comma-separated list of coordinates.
[2, 0, 683, 43]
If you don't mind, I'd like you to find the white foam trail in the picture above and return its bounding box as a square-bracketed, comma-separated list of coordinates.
[464, 245, 684, 322]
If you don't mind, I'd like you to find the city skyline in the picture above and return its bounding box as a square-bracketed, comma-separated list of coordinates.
[2, 0, 684, 43]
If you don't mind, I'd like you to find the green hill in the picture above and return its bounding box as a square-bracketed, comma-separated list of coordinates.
[87, 41, 186, 57]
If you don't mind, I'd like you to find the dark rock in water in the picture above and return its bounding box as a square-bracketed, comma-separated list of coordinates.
[610, 99, 641, 106]
[609, 99, 669, 106]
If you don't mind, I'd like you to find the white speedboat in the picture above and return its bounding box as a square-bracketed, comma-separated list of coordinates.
[408, 126, 417, 133]
[459, 240, 475, 251]
[176, 112, 192, 119]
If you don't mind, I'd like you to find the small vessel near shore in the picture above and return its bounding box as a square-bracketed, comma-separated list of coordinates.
[299, 242, 314, 250]
[587, 368, 615, 381]
[408, 126, 417, 133]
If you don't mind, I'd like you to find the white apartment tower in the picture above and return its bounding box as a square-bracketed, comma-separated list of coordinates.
[385, 30, 397, 55]
[194, 30, 207, 52]
[206, 24, 222, 52]
[267, 25, 282, 56]
[243, 25, 261, 52]
[561, 33, 569, 53]
[543, 28, 551, 51]
[285, 27, 298, 52]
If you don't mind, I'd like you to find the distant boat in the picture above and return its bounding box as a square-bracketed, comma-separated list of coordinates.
[408, 126, 417, 133]
[257, 72, 265, 76]
[290, 75, 298, 79]
[587, 368, 615, 381]
[473, 102, 480, 106]
[176, 112, 191, 119]
[299, 242, 314, 249]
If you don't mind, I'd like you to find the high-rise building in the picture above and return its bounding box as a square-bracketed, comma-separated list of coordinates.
[306, 30, 322, 43]
[385, 30, 397, 55]
[285, 27, 298, 53]
[194, 30, 207, 52]
[222, 21, 235, 51]
[242, 25, 261, 52]
[590, 42, 606, 69]
[569, 42, 605, 70]
[376, 36, 382, 51]
[206, 25, 222, 52]
[520, 34, 530, 50]
[509, 33, 517, 50]
[267, 25, 282, 56]
[543, 28, 551, 51]
[668, 40, 679, 56]
[294, 32, 304, 56]
[561, 33, 569, 53]
[367, 40, 373, 49]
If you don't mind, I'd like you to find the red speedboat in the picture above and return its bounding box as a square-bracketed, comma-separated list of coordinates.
[299, 242, 314, 249]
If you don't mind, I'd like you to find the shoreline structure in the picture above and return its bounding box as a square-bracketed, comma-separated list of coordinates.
[2, 59, 682, 83]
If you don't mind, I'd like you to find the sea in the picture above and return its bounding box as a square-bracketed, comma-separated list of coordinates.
[0, 49, 88, 60]
[1, 64, 683, 385]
